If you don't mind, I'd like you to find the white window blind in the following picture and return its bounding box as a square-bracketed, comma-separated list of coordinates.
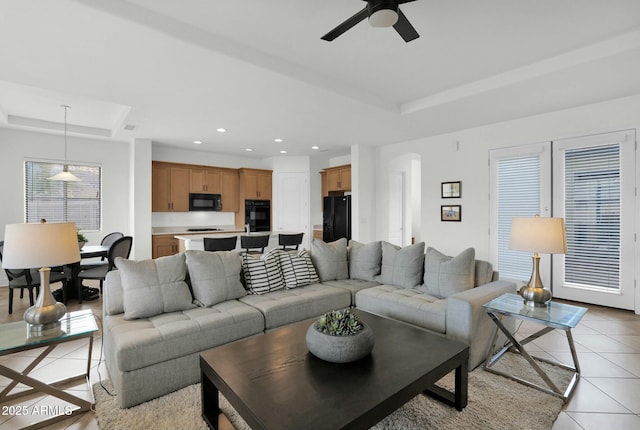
[496, 155, 541, 281]
[563, 144, 620, 290]
[25, 161, 102, 231]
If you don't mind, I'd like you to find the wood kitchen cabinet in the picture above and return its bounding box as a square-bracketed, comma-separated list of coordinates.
[238, 168, 272, 200]
[152, 234, 180, 258]
[321, 164, 351, 193]
[190, 168, 221, 194]
[152, 162, 190, 212]
[220, 169, 239, 212]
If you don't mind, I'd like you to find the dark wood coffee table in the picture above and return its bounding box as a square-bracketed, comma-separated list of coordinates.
[200, 309, 468, 430]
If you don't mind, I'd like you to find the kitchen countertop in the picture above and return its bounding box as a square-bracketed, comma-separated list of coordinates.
[152, 225, 244, 235]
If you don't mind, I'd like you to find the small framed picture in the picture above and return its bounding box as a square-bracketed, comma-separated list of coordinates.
[441, 205, 462, 222]
[441, 181, 461, 198]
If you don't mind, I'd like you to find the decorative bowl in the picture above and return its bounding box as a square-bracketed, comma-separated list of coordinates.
[306, 321, 374, 363]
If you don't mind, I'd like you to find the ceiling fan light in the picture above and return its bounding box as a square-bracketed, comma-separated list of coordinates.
[369, 9, 398, 27]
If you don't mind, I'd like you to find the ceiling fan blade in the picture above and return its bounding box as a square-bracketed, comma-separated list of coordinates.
[393, 9, 419, 42]
[397, 0, 418, 4]
[321, 7, 369, 41]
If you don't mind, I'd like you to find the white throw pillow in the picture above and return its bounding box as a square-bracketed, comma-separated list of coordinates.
[116, 253, 195, 320]
[277, 249, 320, 289]
[185, 250, 246, 306]
[424, 247, 476, 298]
[241, 249, 285, 295]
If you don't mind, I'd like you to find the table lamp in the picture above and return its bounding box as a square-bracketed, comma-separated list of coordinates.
[510, 215, 567, 308]
[2, 221, 80, 335]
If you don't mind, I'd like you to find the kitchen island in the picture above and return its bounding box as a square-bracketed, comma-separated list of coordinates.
[175, 231, 280, 253]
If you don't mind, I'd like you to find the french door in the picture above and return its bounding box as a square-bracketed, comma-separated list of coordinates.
[490, 130, 636, 310]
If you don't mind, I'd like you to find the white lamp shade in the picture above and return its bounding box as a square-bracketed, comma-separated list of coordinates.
[48, 170, 81, 181]
[2, 222, 81, 269]
[510, 217, 568, 254]
[369, 9, 399, 27]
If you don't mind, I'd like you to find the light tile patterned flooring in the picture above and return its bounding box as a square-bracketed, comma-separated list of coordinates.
[0, 283, 639, 429]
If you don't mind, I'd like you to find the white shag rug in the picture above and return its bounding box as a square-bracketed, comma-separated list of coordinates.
[94, 353, 571, 430]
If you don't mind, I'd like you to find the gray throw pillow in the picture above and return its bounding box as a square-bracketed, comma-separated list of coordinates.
[379, 241, 425, 289]
[116, 253, 195, 320]
[185, 250, 246, 306]
[424, 247, 476, 298]
[310, 238, 349, 281]
[348, 240, 382, 282]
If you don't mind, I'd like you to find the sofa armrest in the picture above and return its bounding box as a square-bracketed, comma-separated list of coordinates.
[446, 280, 517, 369]
[104, 270, 125, 317]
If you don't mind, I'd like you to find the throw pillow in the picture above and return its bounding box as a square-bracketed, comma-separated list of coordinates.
[277, 249, 320, 289]
[116, 253, 195, 320]
[348, 240, 382, 282]
[185, 250, 246, 307]
[379, 241, 425, 289]
[310, 238, 349, 281]
[241, 248, 285, 295]
[424, 247, 476, 298]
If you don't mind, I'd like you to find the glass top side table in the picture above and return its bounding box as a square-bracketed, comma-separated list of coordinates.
[483, 293, 587, 401]
[0, 309, 98, 430]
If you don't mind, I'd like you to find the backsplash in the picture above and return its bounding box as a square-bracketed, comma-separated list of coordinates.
[152, 211, 235, 228]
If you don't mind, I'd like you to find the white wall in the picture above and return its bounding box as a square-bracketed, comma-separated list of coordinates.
[130, 139, 152, 259]
[0, 127, 130, 283]
[351, 145, 377, 242]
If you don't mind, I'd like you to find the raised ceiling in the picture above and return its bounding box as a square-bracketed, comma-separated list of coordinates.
[1, 0, 640, 157]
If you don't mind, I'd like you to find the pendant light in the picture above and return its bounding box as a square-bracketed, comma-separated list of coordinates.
[49, 105, 81, 181]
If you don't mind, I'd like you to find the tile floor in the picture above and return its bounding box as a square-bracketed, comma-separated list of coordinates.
[1, 283, 639, 429]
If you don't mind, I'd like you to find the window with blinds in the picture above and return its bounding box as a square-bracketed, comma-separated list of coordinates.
[496, 156, 541, 281]
[563, 144, 620, 290]
[25, 161, 102, 231]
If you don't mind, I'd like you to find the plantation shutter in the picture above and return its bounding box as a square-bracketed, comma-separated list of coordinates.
[25, 160, 102, 231]
[563, 144, 620, 290]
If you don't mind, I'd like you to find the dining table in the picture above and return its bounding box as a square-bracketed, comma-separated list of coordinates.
[61, 245, 110, 303]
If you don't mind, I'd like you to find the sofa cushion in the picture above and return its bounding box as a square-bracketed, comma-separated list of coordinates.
[322, 279, 381, 306]
[241, 249, 285, 295]
[379, 241, 425, 289]
[238, 283, 351, 330]
[424, 247, 476, 298]
[475, 260, 494, 286]
[115, 254, 195, 320]
[348, 240, 382, 282]
[310, 238, 349, 281]
[185, 250, 246, 306]
[277, 249, 319, 289]
[355, 285, 447, 334]
[105, 300, 264, 372]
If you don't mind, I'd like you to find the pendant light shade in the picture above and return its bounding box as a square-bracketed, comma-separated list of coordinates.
[49, 105, 80, 182]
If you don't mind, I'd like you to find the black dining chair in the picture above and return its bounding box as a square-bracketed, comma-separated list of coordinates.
[0, 240, 67, 314]
[279, 233, 304, 251]
[80, 231, 125, 270]
[240, 235, 270, 254]
[204, 236, 237, 252]
[77, 236, 132, 295]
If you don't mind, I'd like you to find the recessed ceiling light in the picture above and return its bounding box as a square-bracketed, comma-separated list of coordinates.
[311, 146, 320, 150]
[279, 150, 287, 154]
[245, 148, 253, 152]
[194, 140, 202, 145]
[274, 138, 283, 143]
[217, 128, 227, 133]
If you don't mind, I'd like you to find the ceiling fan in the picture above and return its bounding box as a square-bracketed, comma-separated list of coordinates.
[322, 0, 419, 43]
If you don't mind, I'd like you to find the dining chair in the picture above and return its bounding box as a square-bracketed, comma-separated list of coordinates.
[240, 235, 270, 254]
[80, 231, 125, 270]
[77, 236, 132, 295]
[100, 232, 124, 259]
[279, 233, 304, 251]
[0, 240, 67, 314]
[204, 236, 237, 252]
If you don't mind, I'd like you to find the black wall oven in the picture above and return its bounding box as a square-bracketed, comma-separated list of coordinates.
[245, 200, 271, 232]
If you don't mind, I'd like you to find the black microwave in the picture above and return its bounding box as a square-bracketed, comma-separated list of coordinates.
[189, 193, 222, 211]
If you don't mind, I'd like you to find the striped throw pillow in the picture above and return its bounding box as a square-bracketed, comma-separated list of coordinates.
[241, 249, 285, 295]
[278, 250, 320, 289]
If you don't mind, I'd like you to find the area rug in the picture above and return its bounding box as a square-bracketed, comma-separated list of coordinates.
[94, 353, 572, 430]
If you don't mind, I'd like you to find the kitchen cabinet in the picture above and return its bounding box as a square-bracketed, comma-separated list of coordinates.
[152, 234, 179, 258]
[220, 169, 239, 212]
[239, 168, 272, 200]
[325, 164, 351, 192]
[152, 162, 190, 212]
[190, 168, 221, 194]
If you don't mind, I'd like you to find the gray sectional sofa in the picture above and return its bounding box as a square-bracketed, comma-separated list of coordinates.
[102, 238, 516, 408]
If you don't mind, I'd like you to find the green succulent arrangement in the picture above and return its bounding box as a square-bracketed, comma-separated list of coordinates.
[77, 231, 88, 242]
[315, 309, 363, 336]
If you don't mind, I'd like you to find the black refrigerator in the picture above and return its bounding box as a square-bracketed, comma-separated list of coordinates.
[323, 195, 351, 242]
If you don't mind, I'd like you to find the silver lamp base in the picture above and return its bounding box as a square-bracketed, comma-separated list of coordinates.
[23, 267, 66, 337]
[519, 254, 552, 308]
